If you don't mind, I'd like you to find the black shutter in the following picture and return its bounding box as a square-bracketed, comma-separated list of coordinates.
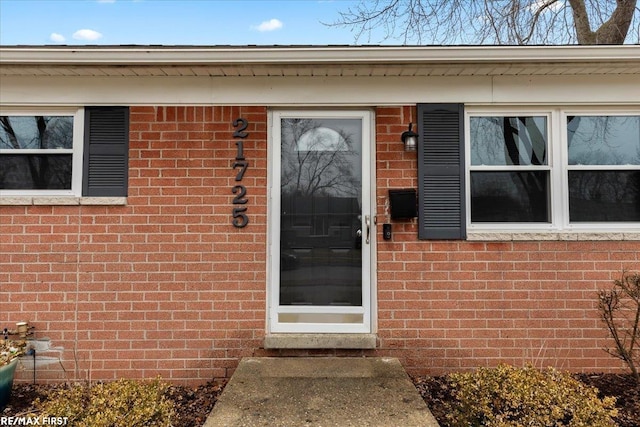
[82, 106, 129, 197]
[417, 103, 466, 240]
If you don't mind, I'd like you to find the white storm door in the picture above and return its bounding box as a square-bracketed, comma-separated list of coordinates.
[269, 110, 373, 333]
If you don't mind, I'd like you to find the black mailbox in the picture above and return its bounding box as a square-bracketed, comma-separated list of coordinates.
[389, 189, 417, 219]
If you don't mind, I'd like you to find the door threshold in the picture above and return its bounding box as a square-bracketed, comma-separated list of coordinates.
[264, 333, 377, 350]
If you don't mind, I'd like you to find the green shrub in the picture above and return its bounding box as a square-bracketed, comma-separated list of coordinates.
[35, 377, 175, 427]
[445, 364, 617, 427]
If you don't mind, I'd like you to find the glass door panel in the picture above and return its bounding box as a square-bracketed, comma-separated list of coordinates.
[270, 111, 372, 333]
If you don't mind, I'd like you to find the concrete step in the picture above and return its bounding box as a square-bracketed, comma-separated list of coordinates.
[204, 357, 440, 427]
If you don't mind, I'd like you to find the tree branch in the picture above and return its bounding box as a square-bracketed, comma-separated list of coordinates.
[569, 0, 638, 43]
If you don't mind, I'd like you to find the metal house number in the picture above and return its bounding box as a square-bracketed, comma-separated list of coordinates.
[231, 118, 249, 228]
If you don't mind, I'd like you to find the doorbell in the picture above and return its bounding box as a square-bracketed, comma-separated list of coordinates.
[383, 223, 392, 240]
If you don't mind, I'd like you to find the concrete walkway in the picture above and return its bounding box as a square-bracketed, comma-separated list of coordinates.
[204, 357, 440, 427]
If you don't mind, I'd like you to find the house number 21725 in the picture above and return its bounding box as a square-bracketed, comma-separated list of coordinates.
[231, 118, 249, 228]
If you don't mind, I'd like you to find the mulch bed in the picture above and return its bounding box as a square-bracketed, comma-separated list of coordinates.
[576, 373, 640, 427]
[3, 373, 638, 426]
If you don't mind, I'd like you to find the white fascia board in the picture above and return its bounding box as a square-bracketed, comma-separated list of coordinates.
[1, 45, 639, 66]
[3, 74, 639, 106]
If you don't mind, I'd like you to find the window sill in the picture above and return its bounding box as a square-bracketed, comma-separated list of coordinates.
[468, 231, 640, 241]
[0, 196, 127, 206]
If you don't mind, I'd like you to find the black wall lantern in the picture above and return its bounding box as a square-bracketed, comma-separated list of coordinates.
[401, 123, 418, 152]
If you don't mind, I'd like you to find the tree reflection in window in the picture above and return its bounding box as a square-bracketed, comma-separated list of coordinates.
[470, 116, 550, 222]
[281, 118, 360, 199]
[567, 116, 640, 221]
[278, 118, 363, 306]
[0, 116, 74, 190]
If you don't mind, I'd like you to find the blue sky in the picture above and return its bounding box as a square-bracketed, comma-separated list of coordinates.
[0, 0, 371, 46]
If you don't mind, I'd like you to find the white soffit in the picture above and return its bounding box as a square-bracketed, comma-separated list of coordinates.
[1, 45, 639, 77]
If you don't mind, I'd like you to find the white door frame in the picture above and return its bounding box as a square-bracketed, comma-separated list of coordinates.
[267, 109, 376, 334]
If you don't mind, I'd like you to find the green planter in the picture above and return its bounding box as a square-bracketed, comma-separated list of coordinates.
[0, 359, 19, 409]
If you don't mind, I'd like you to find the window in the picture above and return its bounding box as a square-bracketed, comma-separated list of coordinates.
[0, 107, 129, 198]
[469, 116, 550, 223]
[465, 109, 640, 231]
[0, 110, 80, 194]
[567, 115, 640, 222]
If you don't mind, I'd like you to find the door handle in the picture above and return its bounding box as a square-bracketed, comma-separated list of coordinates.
[365, 215, 371, 245]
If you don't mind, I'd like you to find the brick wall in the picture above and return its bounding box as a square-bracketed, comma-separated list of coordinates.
[2, 106, 268, 384]
[1, 105, 638, 385]
[374, 106, 639, 376]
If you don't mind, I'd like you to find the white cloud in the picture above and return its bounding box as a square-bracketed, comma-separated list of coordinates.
[253, 18, 283, 32]
[73, 29, 103, 41]
[50, 33, 66, 43]
[97, 0, 116, 3]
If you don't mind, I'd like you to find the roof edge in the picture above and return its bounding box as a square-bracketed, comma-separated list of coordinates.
[1, 45, 639, 65]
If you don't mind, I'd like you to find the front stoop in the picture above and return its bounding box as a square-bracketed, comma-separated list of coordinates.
[204, 357, 440, 427]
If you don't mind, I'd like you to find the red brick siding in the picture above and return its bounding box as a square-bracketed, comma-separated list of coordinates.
[374, 106, 640, 376]
[1, 105, 638, 385]
[2, 106, 268, 384]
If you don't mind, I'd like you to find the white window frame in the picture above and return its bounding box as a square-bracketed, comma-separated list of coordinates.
[466, 107, 640, 233]
[561, 109, 640, 231]
[0, 107, 84, 197]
